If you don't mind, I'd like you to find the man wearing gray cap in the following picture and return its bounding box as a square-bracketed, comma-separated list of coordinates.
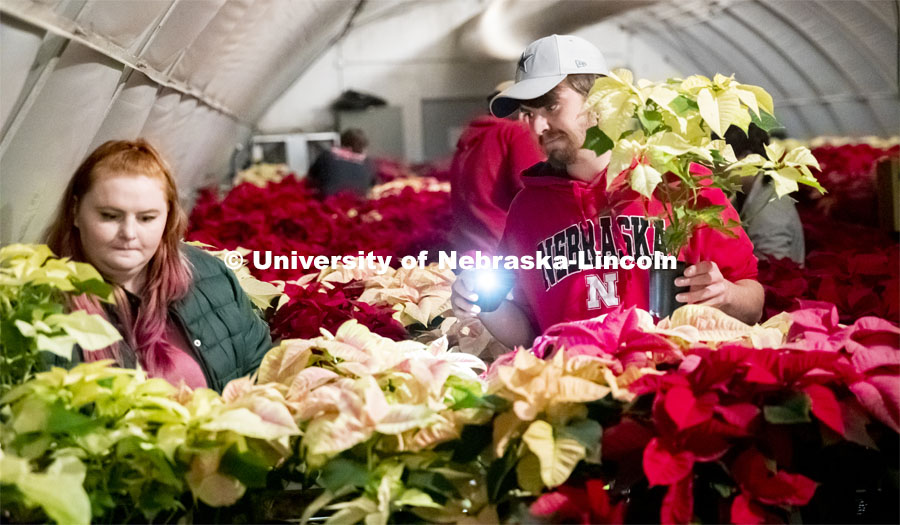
[451, 35, 764, 349]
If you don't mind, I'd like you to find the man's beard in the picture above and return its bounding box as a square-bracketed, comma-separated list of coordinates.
[541, 131, 580, 168]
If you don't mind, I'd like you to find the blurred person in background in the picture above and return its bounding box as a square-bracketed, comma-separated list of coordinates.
[449, 81, 544, 255]
[44, 139, 272, 392]
[307, 128, 376, 197]
[725, 123, 806, 265]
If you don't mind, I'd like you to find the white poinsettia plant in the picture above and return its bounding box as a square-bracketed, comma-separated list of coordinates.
[583, 70, 825, 255]
[256, 320, 494, 524]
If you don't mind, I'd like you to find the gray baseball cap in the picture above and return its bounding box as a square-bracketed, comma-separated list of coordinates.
[490, 34, 609, 118]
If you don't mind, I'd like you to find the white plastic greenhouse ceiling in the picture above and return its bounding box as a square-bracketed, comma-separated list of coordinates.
[0, 1, 898, 524]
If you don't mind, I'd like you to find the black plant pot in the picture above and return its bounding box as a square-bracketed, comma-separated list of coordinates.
[648, 260, 688, 321]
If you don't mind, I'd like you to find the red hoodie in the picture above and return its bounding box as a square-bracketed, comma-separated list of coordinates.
[449, 116, 544, 254]
[499, 162, 759, 334]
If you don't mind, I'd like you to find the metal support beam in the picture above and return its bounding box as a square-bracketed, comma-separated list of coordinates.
[0, 0, 248, 124]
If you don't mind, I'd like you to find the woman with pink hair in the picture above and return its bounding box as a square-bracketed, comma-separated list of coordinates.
[45, 139, 271, 392]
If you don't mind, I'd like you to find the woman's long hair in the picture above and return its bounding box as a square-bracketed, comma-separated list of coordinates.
[45, 139, 192, 374]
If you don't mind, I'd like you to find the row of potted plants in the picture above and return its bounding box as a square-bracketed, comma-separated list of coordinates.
[3, 291, 897, 523]
[2, 69, 897, 523]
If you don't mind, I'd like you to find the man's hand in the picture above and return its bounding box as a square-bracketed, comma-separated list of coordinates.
[675, 261, 764, 324]
[675, 261, 729, 306]
[451, 270, 481, 319]
[450, 270, 536, 349]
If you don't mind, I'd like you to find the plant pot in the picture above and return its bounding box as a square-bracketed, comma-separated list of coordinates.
[648, 260, 688, 321]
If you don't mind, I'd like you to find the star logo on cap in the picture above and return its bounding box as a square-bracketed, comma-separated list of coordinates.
[518, 52, 534, 73]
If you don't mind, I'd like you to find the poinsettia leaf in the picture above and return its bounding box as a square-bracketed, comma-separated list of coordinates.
[803, 384, 844, 435]
[630, 163, 663, 198]
[738, 84, 775, 115]
[697, 88, 721, 135]
[395, 488, 443, 509]
[711, 482, 734, 498]
[585, 73, 640, 141]
[849, 378, 900, 433]
[838, 399, 877, 449]
[0, 453, 91, 525]
[522, 420, 587, 488]
[763, 393, 811, 425]
[748, 106, 781, 132]
[43, 310, 122, 351]
[560, 418, 602, 452]
[530, 488, 579, 517]
[201, 404, 299, 440]
[69, 278, 114, 301]
[257, 340, 313, 385]
[373, 403, 430, 435]
[601, 418, 654, 460]
[406, 470, 456, 499]
[606, 139, 640, 189]
[583, 127, 614, 156]
[186, 452, 247, 507]
[46, 399, 101, 435]
[664, 386, 715, 430]
[850, 347, 900, 374]
[219, 444, 270, 489]
[769, 167, 801, 198]
[486, 446, 519, 503]
[516, 452, 545, 493]
[661, 474, 694, 524]
[732, 448, 818, 506]
[319, 457, 370, 493]
[643, 437, 695, 486]
[34, 333, 78, 359]
[715, 403, 760, 431]
[669, 95, 698, 115]
[639, 109, 664, 134]
[730, 492, 771, 525]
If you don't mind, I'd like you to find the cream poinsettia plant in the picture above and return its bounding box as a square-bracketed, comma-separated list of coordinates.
[188, 242, 285, 310]
[584, 70, 824, 255]
[256, 320, 493, 524]
[234, 163, 291, 187]
[487, 349, 644, 492]
[655, 303, 790, 348]
[298, 262, 454, 328]
[370, 177, 450, 199]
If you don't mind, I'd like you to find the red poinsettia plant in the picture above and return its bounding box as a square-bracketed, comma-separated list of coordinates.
[758, 143, 899, 323]
[531, 478, 626, 524]
[521, 302, 898, 525]
[798, 143, 899, 226]
[187, 173, 452, 283]
[268, 280, 407, 342]
[186, 167, 454, 342]
[592, 301, 899, 524]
